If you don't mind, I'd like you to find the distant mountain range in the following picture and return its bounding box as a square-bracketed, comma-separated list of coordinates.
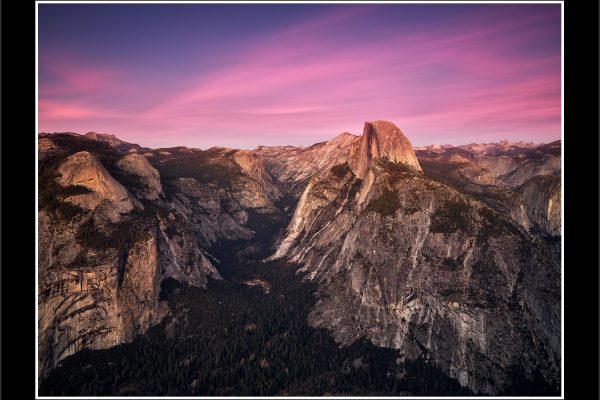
[416, 139, 560, 156]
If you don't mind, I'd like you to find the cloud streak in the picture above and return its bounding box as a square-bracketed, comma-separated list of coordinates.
[38, 4, 561, 148]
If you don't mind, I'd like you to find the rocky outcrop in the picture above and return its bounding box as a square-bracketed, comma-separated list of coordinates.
[38, 128, 561, 395]
[38, 230, 167, 379]
[38, 213, 223, 381]
[516, 176, 561, 237]
[39, 138, 67, 160]
[271, 125, 560, 395]
[255, 121, 421, 197]
[85, 131, 151, 154]
[145, 147, 287, 253]
[232, 149, 282, 203]
[254, 132, 357, 198]
[38, 204, 221, 381]
[57, 151, 137, 215]
[233, 150, 272, 185]
[476, 155, 518, 178]
[498, 154, 560, 187]
[156, 211, 222, 285]
[272, 158, 560, 395]
[116, 154, 163, 200]
[167, 177, 255, 248]
[348, 121, 422, 177]
[416, 141, 561, 239]
[38, 138, 226, 380]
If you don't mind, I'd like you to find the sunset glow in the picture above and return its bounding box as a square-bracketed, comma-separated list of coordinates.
[38, 3, 561, 149]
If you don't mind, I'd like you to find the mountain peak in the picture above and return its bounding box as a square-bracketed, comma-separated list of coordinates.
[83, 131, 150, 154]
[85, 131, 117, 140]
[84, 131, 98, 140]
[348, 120, 421, 177]
[327, 132, 358, 147]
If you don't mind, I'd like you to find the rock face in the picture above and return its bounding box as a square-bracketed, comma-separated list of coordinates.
[84, 131, 151, 154]
[476, 155, 518, 178]
[348, 121, 422, 177]
[166, 177, 256, 247]
[38, 135, 225, 380]
[232, 149, 281, 203]
[116, 154, 163, 200]
[254, 132, 357, 198]
[57, 151, 137, 214]
[38, 233, 168, 379]
[144, 146, 287, 249]
[38, 127, 560, 395]
[38, 132, 299, 379]
[38, 207, 222, 380]
[499, 154, 560, 187]
[39, 137, 67, 160]
[272, 124, 560, 394]
[517, 176, 561, 237]
[415, 140, 561, 238]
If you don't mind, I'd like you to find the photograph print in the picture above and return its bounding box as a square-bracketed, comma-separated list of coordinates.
[37, 1, 562, 397]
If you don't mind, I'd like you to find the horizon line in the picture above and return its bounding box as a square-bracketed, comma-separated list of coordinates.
[37, 129, 561, 152]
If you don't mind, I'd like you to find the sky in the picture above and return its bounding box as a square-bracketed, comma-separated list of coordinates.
[38, 3, 561, 149]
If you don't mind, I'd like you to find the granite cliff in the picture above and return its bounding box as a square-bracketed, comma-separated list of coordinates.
[38, 123, 561, 395]
[271, 122, 560, 394]
[37, 133, 284, 379]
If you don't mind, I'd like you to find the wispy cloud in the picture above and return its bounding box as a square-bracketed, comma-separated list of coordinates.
[38, 4, 561, 148]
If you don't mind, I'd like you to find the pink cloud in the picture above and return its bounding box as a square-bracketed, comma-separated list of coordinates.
[39, 100, 106, 119]
[38, 5, 560, 148]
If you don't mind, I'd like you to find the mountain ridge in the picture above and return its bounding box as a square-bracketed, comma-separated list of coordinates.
[39, 130, 560, 157]
[38, 121, 561, 395]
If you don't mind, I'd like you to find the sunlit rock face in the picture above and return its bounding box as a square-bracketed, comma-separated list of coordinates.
[414, 139, 561, 238]
[38, 145, 223, 381]
[38, 128, 560, 395]
[57, 151, 137, 214]
[272, 124, 560, 395]
[116, 154, 163, 200]
[84, 131, 151, 154]
[254, 132, 358, 198]
[39, 134, 278, 379]
[232, 149, 281, 201]
[348, 120, 422, 178]
[254, 120, 421, 196]
[38, 131, 302, 379]
[516, 175, 561, 237]
[38, 234, 169, 380]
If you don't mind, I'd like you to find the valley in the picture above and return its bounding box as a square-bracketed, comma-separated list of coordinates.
[37, 121, 561, 396]
[40, 245, 475, 396]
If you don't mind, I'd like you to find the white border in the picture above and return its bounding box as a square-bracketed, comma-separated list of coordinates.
[559, 1, 565, 396]
[35, 0, 41, 398]
[35, 1, 565, 399]
[35, 1, 565, 3]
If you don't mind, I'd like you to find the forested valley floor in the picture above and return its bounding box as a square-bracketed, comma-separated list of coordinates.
[40, 222, 475, 396]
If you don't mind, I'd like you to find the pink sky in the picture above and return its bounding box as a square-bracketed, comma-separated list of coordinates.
[38, 4, 561, 149]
